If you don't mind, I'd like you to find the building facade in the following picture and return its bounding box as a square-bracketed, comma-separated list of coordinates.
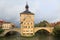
[2, 22, 15, 29]
[20, 3, 34, 36]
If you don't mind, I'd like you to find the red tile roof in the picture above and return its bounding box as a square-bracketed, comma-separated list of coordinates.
[0, 20, 5, 24]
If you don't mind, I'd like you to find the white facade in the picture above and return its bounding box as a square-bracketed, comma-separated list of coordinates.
[2, 23, 14, 29]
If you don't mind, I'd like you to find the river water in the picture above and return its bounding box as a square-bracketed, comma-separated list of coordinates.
[0, 34, 60, 40]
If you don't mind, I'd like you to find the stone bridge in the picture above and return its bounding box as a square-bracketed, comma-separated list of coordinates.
[34, 27, 54, 34]
[0, 28, 21, 36]
[0, 27, 54, 36]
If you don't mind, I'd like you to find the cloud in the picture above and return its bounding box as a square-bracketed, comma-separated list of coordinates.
[0, 0, 60, 27]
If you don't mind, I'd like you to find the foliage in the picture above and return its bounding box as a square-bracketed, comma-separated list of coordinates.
[53, 24, 60, 36]
[35, 20, 51, 27]
[0, 28, 4, 34]
[34, 23, 39, 27]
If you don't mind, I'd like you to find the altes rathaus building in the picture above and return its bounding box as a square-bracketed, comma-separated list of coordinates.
[20, 3, 35, 36]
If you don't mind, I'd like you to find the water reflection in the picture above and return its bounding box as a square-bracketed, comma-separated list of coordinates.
[53, 36, 60, 40]
[0, 33, 60, 40]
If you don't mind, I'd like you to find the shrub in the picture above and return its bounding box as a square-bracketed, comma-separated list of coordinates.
[53, 25, 60, 36]
[0, 28, 4, 34]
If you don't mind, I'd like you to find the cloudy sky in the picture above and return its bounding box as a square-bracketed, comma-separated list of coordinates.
[0, 0, 60, 27]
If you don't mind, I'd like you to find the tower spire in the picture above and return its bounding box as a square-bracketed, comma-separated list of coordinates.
[25, 2, 29, 10]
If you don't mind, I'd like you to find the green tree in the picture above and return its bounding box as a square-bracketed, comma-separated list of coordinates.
[53, 24, 60, 36]
[0, 28, 4, 34]
[39, 21, 47, 27]
[34, 24, 39, 27]
[35, 20, 51, 27]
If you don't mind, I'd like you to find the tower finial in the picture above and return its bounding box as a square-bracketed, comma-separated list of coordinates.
[25, 2, 29, 10]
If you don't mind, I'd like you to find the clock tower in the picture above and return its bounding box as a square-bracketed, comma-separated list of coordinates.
[20, 3, 34, 36]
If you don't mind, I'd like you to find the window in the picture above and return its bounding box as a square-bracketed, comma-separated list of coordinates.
[31, 26, 33, 28]
[28, 26, 30, 28]
[26, 33, 33, 35]
[25, 26, 27, 28]
[27, 23, 29, 25]
[27, 33, 29, 35]
[24, 26, 27, 28]
[31, 22, 32, 24]
[26, 30, 29, 32]
[23, 33, 25, 35]
[30, 33, 33, 35]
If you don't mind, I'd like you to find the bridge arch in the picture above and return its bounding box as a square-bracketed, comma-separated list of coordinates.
[5, 31, 21, 36]
[35, 29, 51, 35]
[34, 27, 53, 34]
[3, 29, 21, 36]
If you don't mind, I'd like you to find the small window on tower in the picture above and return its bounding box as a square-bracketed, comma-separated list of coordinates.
[31, 26, 33, 28]
[26, 30, 29, 32]
[31, 22, 32, 24]
[23, 26, 27, 28]
[27, 23, 29, 25]
[28, 26, 30, 28]
[30, 33, 33, 35]
[23, 33, 25, 35]
[27, 33, 29, 35]
[25, 26, 27, 28]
